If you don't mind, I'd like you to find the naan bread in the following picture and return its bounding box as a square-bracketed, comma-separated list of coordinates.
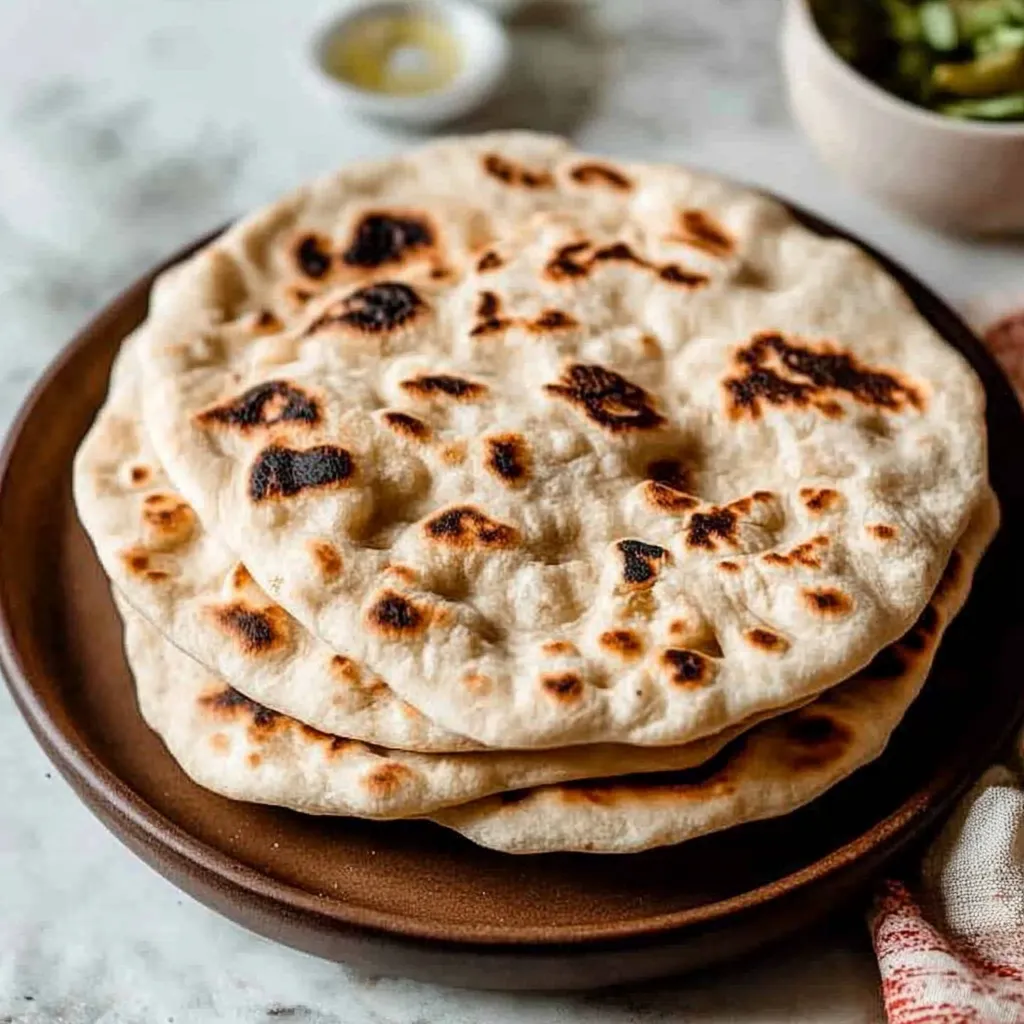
[139, 131, 988, 748]
[75, 335, 475, 752]
[118, 493, 993, 832]
[118, 597, 778, 819]
[431, 494, 997, 851]
[80, 335, 818, 775]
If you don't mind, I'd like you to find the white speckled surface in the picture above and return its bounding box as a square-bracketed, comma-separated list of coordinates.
[0, 2, 1019, 1021]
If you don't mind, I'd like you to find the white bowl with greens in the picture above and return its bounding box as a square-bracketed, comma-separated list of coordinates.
[782, 0, 1024, 233]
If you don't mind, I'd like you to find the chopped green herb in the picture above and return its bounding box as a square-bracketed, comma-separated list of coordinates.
[955, 0, 1022, 38]
[812, 0, 1024, 120]
[921, 2, 959, 50]
[940, 89, 1024, 115]
[975, 24, 1024, 53]
[885, 0, 924, 42]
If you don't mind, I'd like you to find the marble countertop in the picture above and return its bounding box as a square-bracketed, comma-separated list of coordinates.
[0, 2, 1019, 1021]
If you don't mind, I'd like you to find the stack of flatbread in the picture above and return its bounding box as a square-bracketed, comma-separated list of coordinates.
[73, 132, 996, 854]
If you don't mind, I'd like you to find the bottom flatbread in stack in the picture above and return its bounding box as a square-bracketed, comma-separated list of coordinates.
[117, 593, 759, 820]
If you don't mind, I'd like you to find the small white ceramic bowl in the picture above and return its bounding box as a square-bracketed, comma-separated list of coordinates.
[781, 0, 1024, 234]
[309, 0, 510, 127]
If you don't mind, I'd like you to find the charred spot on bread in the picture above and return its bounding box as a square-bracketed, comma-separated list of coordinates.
[248, 445, 354, 502]
[545, 364, 665, 433]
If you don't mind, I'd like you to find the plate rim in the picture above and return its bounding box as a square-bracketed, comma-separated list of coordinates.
[2, 201, 1022, 951]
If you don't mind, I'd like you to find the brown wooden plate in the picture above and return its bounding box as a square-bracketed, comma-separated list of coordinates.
[2, 204, 1023, 992]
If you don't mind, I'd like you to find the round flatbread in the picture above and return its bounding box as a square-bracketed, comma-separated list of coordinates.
[76, 336, 803, 773]
[430, 493, 997, 851]
[75, 335, 474, 752]
[138, 131, 988, 748]
[118, 493, 994, 833]
[118, 597, 768, 819]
